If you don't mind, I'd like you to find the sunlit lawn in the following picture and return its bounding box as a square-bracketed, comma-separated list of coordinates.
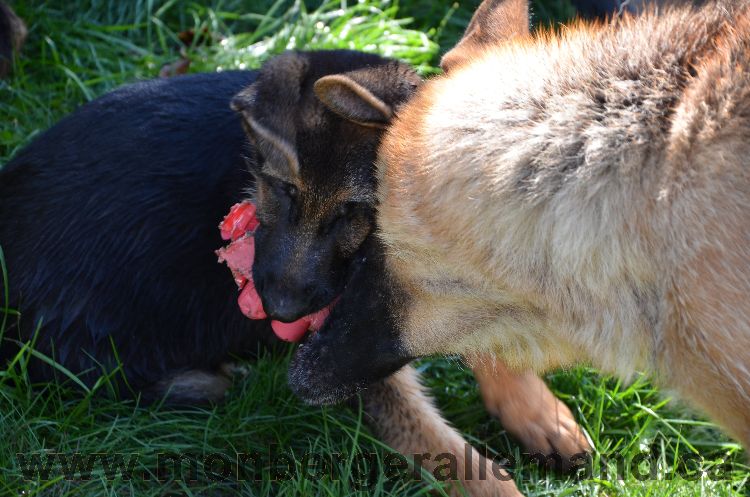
[1, 1, 746, 495]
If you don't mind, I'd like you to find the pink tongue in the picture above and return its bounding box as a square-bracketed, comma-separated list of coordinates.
[271, 306, 332, 342]
[217, 201, 335, 343]
[271, 320, 310, 343]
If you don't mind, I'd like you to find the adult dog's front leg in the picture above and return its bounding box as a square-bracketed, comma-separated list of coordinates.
[471, 357, 590, 471]
[362, 364, 523, 497]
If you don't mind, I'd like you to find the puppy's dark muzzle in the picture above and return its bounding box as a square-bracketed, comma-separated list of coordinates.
[286, 236, 413, 405]
[262, 294, 308, 322]
[288, 325, 412, 405]
[260, 286, 336, 323]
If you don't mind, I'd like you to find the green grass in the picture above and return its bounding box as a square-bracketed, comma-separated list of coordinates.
[1, 0, 748, 496]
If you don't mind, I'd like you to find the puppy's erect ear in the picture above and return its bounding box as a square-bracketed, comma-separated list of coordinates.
[441, 0, 530, 73]
[314, 63, 421, 128]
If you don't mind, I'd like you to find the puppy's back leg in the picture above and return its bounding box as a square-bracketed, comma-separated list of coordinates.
[363, 365, 523, 497]
[471, 356, 590, 470]
[143, 367, 238, 406]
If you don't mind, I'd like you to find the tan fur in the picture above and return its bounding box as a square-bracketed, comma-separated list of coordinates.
[377, 0, 750, 447]
[470, 356, 589, 462]
[315, 74, 393, 128]
[441, 0, 530, 73]
[246, 115, 302, 184]
[0, 2, 26, 79]
[364, 365, 523, 497]
[6, 3, 26, 51]
[231, 84, 303, 186]
[231, 52, 312, 185]
[364, 363, 591, 495]
[161, 366, 585, 494]
[231, 51, 591, 495]
[156, 369, 232, 404]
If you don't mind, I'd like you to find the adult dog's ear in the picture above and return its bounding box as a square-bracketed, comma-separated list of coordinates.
[441, 0, 530, 73]
[314, 64, 421, 128]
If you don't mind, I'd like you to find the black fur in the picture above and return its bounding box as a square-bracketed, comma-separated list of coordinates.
[0, 70, 266, 399]
[0, 50, 417, 403]
[289, 237, 412, 405]
[234, 52, 420, 323]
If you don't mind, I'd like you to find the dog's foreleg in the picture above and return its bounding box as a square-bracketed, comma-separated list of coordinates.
[362, 364, 523, 497]
[470, 356, 590, 472]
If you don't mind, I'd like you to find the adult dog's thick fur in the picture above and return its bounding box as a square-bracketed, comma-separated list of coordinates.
[290, 0, 750, 450]
[0, 49, 587, 496]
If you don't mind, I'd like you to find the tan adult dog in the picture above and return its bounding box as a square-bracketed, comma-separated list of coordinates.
[289, 0, 750, 456]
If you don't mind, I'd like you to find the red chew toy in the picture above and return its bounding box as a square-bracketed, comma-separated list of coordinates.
[216, 202, 333, 342]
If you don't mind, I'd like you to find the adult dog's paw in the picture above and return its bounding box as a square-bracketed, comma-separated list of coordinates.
[472, 359, 591, 472]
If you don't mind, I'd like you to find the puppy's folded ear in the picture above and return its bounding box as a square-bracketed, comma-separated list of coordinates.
[314, 64, 421, 128]
[231, 53, 311, 181]
[441, 0, 530, 73]
[230, 51, 309, 127]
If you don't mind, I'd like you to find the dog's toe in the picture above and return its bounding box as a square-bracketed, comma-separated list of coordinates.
[472, 360, 591, 472]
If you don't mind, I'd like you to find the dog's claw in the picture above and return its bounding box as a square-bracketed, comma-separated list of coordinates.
[472, 361, 591, 472]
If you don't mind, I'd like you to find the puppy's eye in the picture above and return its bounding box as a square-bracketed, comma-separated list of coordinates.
[282, 182, 298, 200]
[335, 204, 349, 219]
[335, 203, 355, 223]
[326, 202, 370, 232]
[260, 173, 298, 202]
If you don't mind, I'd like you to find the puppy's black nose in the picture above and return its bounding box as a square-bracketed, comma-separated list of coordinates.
[262, 292, 308, 322]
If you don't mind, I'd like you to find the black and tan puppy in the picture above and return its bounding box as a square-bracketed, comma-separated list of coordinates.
[1, 49, 586, 495]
